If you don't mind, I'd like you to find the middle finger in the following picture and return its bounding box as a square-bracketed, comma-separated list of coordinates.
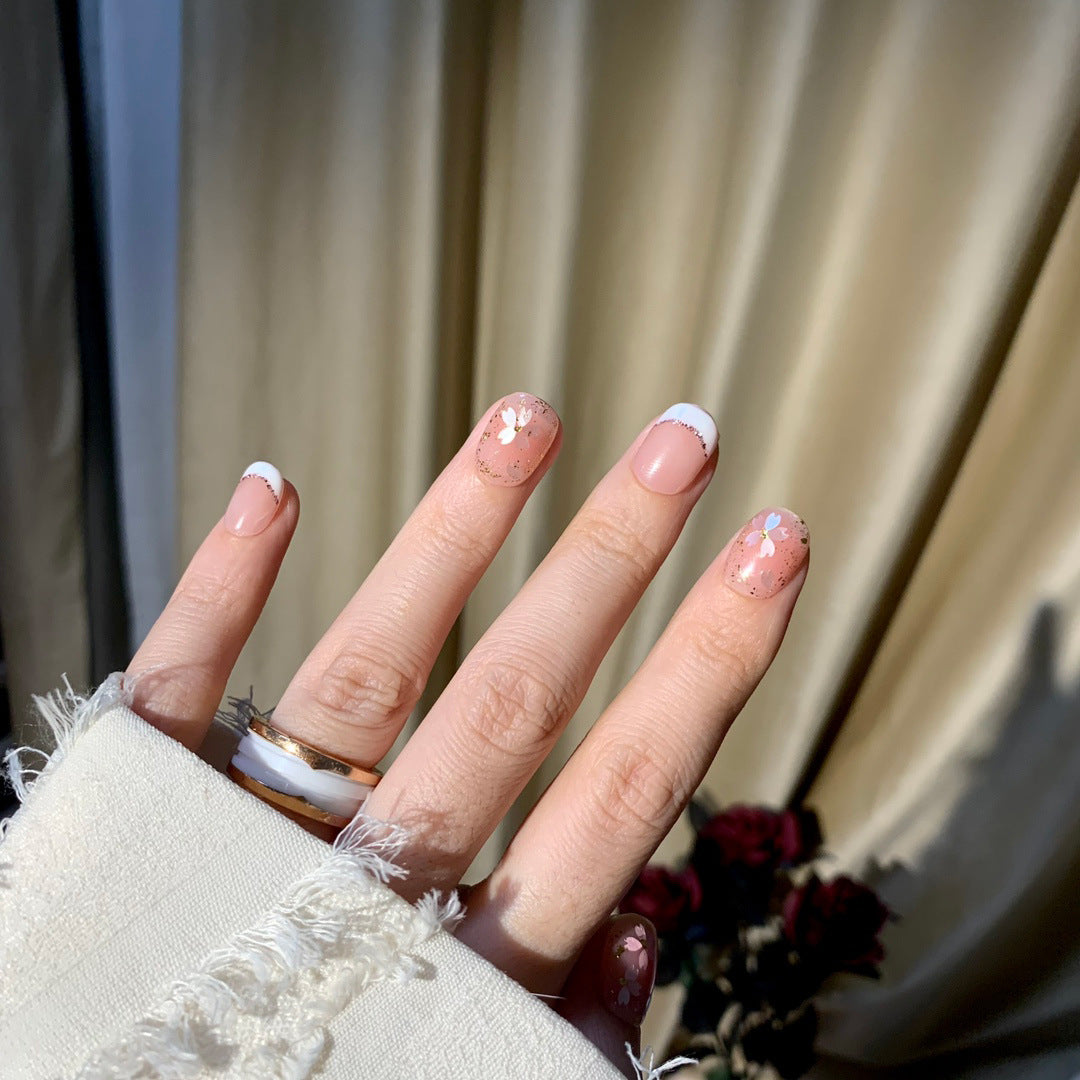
[271, 392, 561, 767]
[363, 403, 720, 895]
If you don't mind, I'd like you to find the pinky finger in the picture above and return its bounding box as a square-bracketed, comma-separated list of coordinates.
[556, 913, 659, 1079]
[126, 462, 299, 749]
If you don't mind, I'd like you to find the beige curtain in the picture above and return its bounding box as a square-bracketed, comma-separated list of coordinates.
[804, 181, 1080, 1076]
[4, 0, 1075, 1074]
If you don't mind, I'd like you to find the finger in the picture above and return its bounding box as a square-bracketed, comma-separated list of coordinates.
[556, 914, 658, 1079]
[126, 462, 299, 749]
[270, 392, 561, 766]
[459, 506, 809, 993]
[364, 403, 720, 894]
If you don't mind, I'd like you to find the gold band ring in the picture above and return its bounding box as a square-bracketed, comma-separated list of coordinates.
[226, 762, 355, 828]
[248, 713, 383, 786]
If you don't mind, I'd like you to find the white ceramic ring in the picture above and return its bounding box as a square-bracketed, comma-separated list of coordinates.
[231, 731, 373, 819]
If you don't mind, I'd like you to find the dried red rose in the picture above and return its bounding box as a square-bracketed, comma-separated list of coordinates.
[698, 804, 819, 869]
[782, 874, 891, 975]
[619, 864, 703, 933]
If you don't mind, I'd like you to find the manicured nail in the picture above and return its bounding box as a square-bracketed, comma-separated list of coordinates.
[725, 507, 809, 598]
[601, 914, 657, 1026]
[224, 461, 284, 537]
[631, 403, 718, 494]
[475, 392, 560, 486]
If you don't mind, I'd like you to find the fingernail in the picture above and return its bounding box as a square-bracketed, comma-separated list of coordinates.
[601, 914, 657, 1026]
[224, 461, 284, 537]
[724, 507, 809, 598]
[475, 391, 560, 487]
[631, 403, 718, 494]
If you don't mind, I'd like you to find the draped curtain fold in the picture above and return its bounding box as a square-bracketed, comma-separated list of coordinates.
[0, 0, 89, 747]
[4, 1, 1079, 1075]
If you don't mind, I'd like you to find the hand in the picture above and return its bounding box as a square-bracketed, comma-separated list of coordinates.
[124, 393, 809, 1075]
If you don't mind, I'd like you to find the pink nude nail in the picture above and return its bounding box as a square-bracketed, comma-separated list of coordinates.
[475, 392, 560, 487]
[601, 915, 657, 1027]
[224, 461, 284, 537]
[725, 507, 809, 598]
[631, 403, 718, 495]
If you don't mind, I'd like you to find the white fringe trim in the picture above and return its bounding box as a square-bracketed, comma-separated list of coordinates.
[76, 811, 464, 1080]
[2, 674, 464, 1079]
[626, 1044, 698, 1079]
[2, 670, 133, 819]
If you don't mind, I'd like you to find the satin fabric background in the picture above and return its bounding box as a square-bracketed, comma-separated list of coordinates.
[4, 1, 1080, 1075]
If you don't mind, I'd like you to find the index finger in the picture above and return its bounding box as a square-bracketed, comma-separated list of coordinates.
[126, 463, 299, 749]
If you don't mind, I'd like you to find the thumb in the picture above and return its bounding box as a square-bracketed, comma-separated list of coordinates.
[557, 913, 657, 1078]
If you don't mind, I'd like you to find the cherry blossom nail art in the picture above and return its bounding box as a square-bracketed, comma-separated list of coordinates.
[725, 507, 809, 598]
[601, 916, 657, 1026]
[475, 392, 560, 487]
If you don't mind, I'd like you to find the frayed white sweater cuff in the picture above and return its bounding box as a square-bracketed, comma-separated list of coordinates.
[0, 675, 635, 1079]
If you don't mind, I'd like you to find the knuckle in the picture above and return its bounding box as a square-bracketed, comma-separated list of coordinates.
[457, 656, 574, 762]
[684, 611, 757, 695]
[312, 647, 426, 733]
[171, 566, 246, 621]
[586, 739, 686, 837]
[571, 508, 661, 589]
[128, 660, 211, 723]
[414, 504, 493, 571]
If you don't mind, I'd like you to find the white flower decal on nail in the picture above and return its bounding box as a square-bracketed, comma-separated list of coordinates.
[747, 511, 787, 558]
[497, 405, 533, 445]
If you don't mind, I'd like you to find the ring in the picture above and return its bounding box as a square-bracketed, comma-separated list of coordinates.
[227, 710, 382, 827]
[226, 763, 354, 828]
[248, 713, 383, 786]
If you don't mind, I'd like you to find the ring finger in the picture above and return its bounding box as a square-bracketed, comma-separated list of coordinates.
[460, 506, 810, 994]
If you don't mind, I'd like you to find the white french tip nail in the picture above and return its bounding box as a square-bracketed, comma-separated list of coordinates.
[241, 460, 284, 501]
[655, 403, 718, 457]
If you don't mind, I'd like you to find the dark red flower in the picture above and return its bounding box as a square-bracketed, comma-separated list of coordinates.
[698, 805, 819, 869]
[782, 874, 891, 976]
[620, 865, 703, 933]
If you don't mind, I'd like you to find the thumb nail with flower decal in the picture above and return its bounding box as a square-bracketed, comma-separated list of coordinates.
[601, 914, 658, 1026]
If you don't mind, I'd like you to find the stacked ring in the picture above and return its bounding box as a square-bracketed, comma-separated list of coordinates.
[228, 710, 381, 827]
